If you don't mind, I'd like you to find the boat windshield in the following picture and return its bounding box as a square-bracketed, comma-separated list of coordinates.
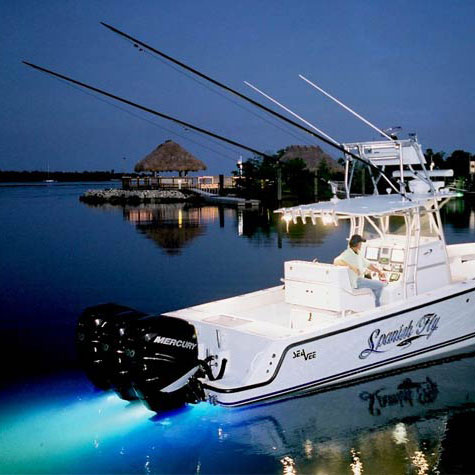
[361, 215, 407, 241]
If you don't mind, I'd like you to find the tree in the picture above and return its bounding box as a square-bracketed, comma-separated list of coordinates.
[280, 158, 313, 201]
[446, 150, 472, 179]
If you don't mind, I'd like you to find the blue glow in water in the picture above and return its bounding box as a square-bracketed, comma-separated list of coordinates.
[0, 371, 231, 474]
[2, 355, 475, 473]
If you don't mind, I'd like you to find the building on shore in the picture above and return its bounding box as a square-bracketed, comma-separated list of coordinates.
[123, 140, 236, 193]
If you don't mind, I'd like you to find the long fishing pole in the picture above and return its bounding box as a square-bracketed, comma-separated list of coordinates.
[100, 22, 334, 145]
[22, 61, 273, 160]
[100, 22, 405, 198]
[99, 24, 358, 156]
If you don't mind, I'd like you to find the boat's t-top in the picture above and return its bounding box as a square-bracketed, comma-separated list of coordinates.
[276, 135, 459, 307]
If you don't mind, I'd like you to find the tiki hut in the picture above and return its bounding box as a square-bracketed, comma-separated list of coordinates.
[279, 145, 343, 173]
[135, 140, 207, 176]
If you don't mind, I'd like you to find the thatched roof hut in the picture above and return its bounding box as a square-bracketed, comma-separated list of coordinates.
[135, 140, 207, 176]
[279, 145, 343, 173]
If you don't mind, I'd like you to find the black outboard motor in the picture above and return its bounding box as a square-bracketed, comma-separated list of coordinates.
[76, 303, 147, 396]
[126, 315, 205, 411]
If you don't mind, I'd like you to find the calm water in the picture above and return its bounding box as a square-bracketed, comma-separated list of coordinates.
[1, 183, 475, 474]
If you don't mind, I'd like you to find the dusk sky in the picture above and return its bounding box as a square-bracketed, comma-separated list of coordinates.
[1, 0, 474, 175]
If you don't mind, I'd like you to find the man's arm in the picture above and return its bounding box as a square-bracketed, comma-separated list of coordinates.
[334, 258, 360, 276]
[367, 262, 384, 278]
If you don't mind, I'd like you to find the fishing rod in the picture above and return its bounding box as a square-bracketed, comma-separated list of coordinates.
[100, 22, 336, 146]
[22, 61, 273, 160]
[100, 22, 405, 198]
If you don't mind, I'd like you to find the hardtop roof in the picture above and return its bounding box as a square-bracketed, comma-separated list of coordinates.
[276, 191, 457, 218]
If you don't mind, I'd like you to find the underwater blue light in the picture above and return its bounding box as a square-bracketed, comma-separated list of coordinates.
[0, 385, 156, 474]
[0, 371, 230, 475]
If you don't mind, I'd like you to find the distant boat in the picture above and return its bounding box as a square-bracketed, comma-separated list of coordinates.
[43, 162, 57, 183]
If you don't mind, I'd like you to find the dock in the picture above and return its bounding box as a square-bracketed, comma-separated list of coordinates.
[79, 187, 260, 207]
[189, 188, 260, 207]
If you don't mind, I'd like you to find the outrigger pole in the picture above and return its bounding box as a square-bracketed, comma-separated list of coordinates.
[299, 75, 395, 141]
[99, 21, 405, 197]
[22, 61, 273, 160]
[243, 81, 340, 146]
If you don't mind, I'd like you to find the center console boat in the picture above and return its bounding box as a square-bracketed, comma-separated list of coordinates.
[77, 137, 475, 411]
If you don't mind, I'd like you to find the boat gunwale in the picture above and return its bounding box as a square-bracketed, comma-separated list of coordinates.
[203, 280, 475, 399]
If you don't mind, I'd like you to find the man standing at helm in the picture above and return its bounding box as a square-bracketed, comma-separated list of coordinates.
[334, 234, 387, 307]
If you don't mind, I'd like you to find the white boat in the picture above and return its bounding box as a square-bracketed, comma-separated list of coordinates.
[76, 135, 475, 411]
[43, 161, 57, 183]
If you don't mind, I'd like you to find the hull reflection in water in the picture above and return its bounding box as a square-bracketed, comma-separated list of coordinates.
[64, 350, 475, 473]
[211, 350, 475, 474]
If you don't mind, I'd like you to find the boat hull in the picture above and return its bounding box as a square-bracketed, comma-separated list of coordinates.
[205, 282, 475, 407]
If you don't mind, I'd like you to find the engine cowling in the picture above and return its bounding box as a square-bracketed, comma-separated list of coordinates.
[126, 315, 204, 411]
[76, 303, 147, 396]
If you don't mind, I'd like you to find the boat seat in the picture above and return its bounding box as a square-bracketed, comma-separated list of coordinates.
[283, 261, 375, 314]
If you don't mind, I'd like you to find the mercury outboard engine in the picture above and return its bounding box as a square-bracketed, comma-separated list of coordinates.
[76, 303, 147, 397]
[126, 315, 205, 411]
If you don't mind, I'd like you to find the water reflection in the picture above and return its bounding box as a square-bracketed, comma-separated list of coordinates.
[123, 204, 221, 255]
[83, 197, 474, 253]
[213, 351, 475, 474]
[5, 352, 473, 473]
[442, 196, 475, 231]
[121, 203, 277, 254]
[96, 202, 343, 253]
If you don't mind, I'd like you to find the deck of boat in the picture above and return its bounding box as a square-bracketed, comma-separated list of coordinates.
[166, 285, 358, 339]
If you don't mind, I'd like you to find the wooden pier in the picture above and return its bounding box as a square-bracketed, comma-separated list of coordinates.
[121, 175, 237, 194]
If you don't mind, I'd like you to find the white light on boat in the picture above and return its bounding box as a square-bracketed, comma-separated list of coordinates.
[282, 214, 292, 224]
[321, 213, 338, 226]
[282, 213, 292, 232]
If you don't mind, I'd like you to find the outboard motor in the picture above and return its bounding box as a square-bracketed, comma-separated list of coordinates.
[126, 315, 205, 411]
[76, 303, 147, 396]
